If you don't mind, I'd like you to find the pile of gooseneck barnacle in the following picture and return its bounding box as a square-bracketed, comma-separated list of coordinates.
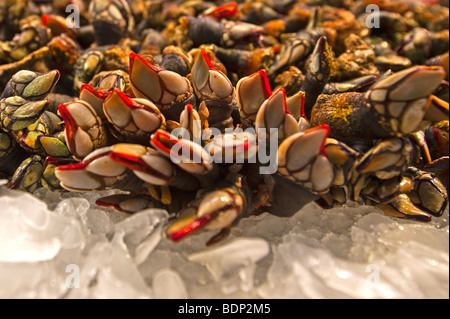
[0, 0, 448, 246]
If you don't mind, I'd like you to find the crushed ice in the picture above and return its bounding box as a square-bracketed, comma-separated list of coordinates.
[0, 186, 448, 298]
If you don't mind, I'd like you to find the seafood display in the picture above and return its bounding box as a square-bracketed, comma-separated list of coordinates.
[0, 0, 448, 246]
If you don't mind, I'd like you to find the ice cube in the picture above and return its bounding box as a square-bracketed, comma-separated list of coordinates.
[188, 237, 270, 293]
[0, 259, 70, 298]
[66, 241, 151, 299]
[354, 211, 396, 233]
[114, 209, 169, 265]
[259, 234, 399, 298]
[86, 208, 113, 235]
[151, 268, 189, 299]
[0, 188, 84, 262]
[54, 198, 90, 219]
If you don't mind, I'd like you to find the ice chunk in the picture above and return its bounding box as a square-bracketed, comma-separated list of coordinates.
[188, 237, 270, 279]
[66, 241, 151, 299]
[382, 241, 449, 298]
[349, 212, 396, 262]
[0, 237, 61, 263]
[0, 259, 72, 298]
[354, 211, 396, 232]
[377, 223, 449, 253]
[152, 268, 189, 299]
[114, 209, 169, 265]
[86, 208, 113, 235]
[230, 212, 292, 243]
[0, 188, 84, 262]
[1, 181, 448, 299]
[54, 198, 90, 219]
[54, 198, 91, 237]
[188, 237, 270, 293]
[258, 234, 401, 299]
[321, 232, 352, 259]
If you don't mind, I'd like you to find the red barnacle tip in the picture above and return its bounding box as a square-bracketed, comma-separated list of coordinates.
[318, 123, 330, 136]
[129, 52, 139, 74]
[168, 220, 201, 242]
[50, 69, 61, 84]
[44, 157, 75, 171]
[106, 88, 138, 109]
[58, 103, 75, 128]
[55, 161, 88, 171]
[257, 69, 272, 98]
[80, 83, 94, 96]
[208, 2, 239, 20]
[151, 130, 181, 156]
[316, 124, 330, 156]
[167, 212, 218, 242]
[269, 87, 291, 115]
[57, 103, 65, 115]
[277, 88, 292, 115]
[42, 14, 50, 26]
[129, 51, 137, 64]
[115, 88, 136, 106]
[300, 92, 306, 120]
[58, 103, 74, 130]
[42, 14, 66, 28]
[185, 104, 194, 112]
[58, 103, 77, 151]
[44, 156, 58, 165]
[95, 200, 119, 210]
[242, 139, 250, 152]
[80, 83, 111, 99]
[200, 49, 218, 71]
[108, 150, 145, 172]
[95, 197, 122, 211]
[42, 15, 76, 38]
[130, 52, 161, 72]
[44, 156, 73, 166]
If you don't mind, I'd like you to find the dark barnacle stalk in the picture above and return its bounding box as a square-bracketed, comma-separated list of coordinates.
[181, 15, 264, 49]
[267, 27, 330, 76]
[0, 14, 50, 64]
[88, 0, 134, 46]
[210, 44, 275, 78]
[396, 28, 449, 64]
[160, 45, 192, 77]
[0, 129, 27, 176]
[301, 36, 334, 120]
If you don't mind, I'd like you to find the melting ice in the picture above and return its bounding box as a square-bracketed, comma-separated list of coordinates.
[0, 186, 448, 298]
